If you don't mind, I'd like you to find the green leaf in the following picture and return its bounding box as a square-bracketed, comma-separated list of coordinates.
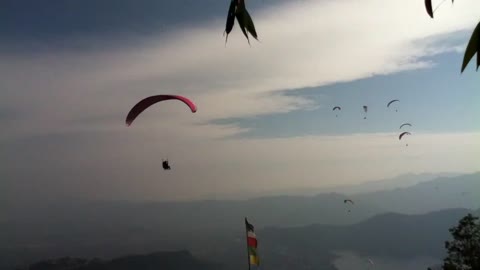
[236, 13, 250, 44]
[224, 0, 237, 45]
[244, 9, 258, 41]
[425, 0, 434, 18]
[235, 1, 250, 44]
[461, 21, 480, 73]
[477, 43, 480, 71]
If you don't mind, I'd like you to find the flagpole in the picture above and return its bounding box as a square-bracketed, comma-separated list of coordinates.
[245, 217, 251, 270]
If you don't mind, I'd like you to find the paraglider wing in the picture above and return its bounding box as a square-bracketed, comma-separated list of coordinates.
[399, 131, 411, 140]
[333, 106, 341, 111]
[125, 95, 197, 126]
[387, 99, 399, 107]
[362, 106, 368, 119]
[399, 123, 412, 129]
[344, 199, 354, 204]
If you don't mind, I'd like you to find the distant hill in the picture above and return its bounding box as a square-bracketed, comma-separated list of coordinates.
[201, 208, 480, 270]
[8, 209, 480, 270]
[24, 251, 221, 270]
[1, 173, 478, 270]
[352, 172, 480, 214]
[325, 172, 460, 195]
[261, 209, 470, 258]
[200, 172, 459, 199]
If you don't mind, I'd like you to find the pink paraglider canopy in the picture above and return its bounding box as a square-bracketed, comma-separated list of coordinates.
[125, 95, 197, 126]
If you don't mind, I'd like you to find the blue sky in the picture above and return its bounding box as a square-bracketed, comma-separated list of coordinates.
[0, 0, 278, 48]
[1, 0, 479, 201]
[215, 50, 480, 138]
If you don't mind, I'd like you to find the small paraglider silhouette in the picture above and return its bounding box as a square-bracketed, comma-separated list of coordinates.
[399, 131, 411, 147]
[344, 199, 354, 212]
[367, 258, 374, 269]
[162, 159, 171, 170]
[387, 99, 399, 112]
[333, 106, 341, 117]
[399, 123, 412, 129]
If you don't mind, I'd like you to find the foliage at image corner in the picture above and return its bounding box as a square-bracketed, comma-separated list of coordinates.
[221, 0, 480, 73]
[425, 0, 479, 73]
[428, 213, 480, 270]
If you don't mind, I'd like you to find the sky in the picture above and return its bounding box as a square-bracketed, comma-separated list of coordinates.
[1, 0, 479, 202]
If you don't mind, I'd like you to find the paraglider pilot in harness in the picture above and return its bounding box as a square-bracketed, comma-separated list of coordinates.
[162, 159, 171, 170]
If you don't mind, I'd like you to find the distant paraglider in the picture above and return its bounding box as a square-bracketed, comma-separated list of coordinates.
[387, 99, 400, 112]
[125, 94, 197, 126]
[162, 159, 171, 170]
[344, 199, 354, 212]
[333, 106, 341, 117]
[399, 123, 412, 129]
[399, 132, 411, 140]
[399, 131, 411, 146]
[367, 258, 375, 269]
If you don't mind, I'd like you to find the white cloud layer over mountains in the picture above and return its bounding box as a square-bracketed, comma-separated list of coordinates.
[1, 0, 479, 200]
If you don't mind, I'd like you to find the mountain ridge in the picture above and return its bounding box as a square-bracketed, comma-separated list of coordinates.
[24, 250, 222, 270]
[2, 173, 479, 270]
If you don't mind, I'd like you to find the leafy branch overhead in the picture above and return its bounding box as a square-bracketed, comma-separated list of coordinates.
[461, 21, 480, 72]
[224, 0, 258, 45]
[425, 0, 479, 72]
[424, 0, 454, 19]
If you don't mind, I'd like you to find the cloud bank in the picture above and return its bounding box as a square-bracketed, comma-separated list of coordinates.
[1, 0, 479, 201]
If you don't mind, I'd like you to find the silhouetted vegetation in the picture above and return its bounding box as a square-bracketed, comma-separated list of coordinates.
[439, 213, 480, 270]
[228, 0, 480, 71]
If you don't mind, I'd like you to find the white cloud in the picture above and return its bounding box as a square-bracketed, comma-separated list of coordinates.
[1, 0, 479, 200]
[1, 0, 479, 130]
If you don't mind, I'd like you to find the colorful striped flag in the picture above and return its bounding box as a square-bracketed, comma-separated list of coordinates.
[245, 218, 259, 267]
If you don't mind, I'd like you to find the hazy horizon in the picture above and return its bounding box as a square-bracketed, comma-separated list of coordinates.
[0, 170, 474, 203]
